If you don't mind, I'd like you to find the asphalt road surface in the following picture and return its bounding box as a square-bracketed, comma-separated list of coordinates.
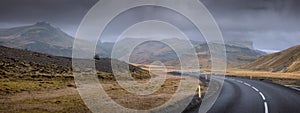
[185, 77, 300, 113]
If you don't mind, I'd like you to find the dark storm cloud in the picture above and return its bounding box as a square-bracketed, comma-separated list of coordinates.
[203, 0, 300, 31]
[201, 0, 300, 51]
[0, 0, 299, 51]
[0, 0, 98, 35]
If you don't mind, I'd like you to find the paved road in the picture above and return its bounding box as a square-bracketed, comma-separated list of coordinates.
[185, 77, 300, 113]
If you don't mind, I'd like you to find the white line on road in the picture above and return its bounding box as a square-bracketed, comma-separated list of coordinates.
[236, 80, 243, 83]
[264, 102, 269, 113]
[251, 86, 259, 92]
[285, 85, 300, 91]
[244, 83, 251, 87]
[232, 79, 269, 113]
[259, 92, 266, 100]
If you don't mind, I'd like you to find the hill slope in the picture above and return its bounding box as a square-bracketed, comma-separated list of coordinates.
[0, 45, 150, 80]
[0, 23, 265, 68]
[245, 45, 300, 73]
[0, 22, 109, 57]
[0, 22, 75, 57]
[196, 43, 264, 67]
[107, 38, 265, 67]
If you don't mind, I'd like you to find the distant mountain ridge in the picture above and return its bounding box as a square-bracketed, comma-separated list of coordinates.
[196, 43, 264, 67]
[0, 22, 74, 56]
[245, 45, 300, 73]
[102, 38, 265, 67]
[0, 22, 110, 57]
[0, 23, 266, 68]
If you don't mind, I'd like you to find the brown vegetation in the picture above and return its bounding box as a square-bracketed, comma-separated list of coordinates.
[226, 69, 300, 80]
[0, 45, 198, 112]
[245, 45, 300, 73]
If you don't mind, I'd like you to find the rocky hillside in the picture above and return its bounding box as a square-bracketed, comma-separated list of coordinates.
[128, 40, 179, 66]
[106, 38, 265, 67]
[196, 43, 264, 67]
[0, 45, 150, 80]
[245, 45, 300, 73]
[0, 23, 265, 68]
[0, 22, 109, 57]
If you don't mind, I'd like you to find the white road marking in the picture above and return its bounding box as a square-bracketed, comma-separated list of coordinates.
[251, 86, 259, 92]
[285, 85, 300, 91]
[244, 83, 251, 87]
[259, 92, 266, 100]
[232, 79, 269, 113]
[264, 102, 269, 113]
[236, 80, 243, 83]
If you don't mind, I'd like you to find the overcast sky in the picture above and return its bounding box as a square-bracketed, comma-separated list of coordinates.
[0, 0, 299, 52]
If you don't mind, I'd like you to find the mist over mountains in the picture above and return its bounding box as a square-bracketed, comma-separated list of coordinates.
[0, 22, 266, 67]
[0, 0, 299, 52]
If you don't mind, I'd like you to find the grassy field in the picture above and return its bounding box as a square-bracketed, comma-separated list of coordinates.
[0, 72, 202, 112]
[198, 67, 300, 80]
[0, 46, 204, 112]
[225, 69, 300, 80]
[224, 68, 300, 86]
[135, 63, 300, 86]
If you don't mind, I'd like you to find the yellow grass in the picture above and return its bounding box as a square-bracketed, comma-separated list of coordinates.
[0, 73, 200, 112]
[133, 63, 300, 80]
[225, 68, 300, 80]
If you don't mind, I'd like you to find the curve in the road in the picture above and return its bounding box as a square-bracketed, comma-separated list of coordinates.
[185, 77, 300, 113]
[230, 78, 269, 113]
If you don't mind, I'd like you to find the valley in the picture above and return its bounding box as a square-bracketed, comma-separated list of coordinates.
[0, 23, 299, 113]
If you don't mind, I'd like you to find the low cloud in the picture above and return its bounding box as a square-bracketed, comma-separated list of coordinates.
[0, 0, 299, 51]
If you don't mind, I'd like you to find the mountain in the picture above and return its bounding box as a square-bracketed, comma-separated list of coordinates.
[225, 39, 254, 49]
[128, 40, 179, 66]
[0, 22, 74, 57]
[0, 23, 265, 68]
[104, 38, 265, 67]
[245, 45, 300, 73]
[196, 43, 264, 67]
[0, 22, 109, 57]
